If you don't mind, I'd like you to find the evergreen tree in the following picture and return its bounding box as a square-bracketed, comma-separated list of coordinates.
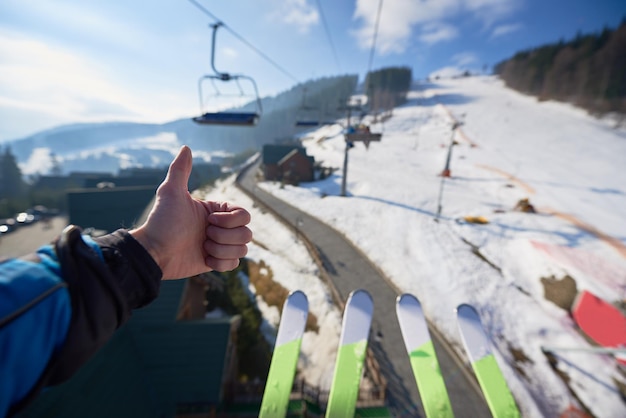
[494, 20, 626, 115]
[365, 67, 413, 113]
[0, 146, 26, 199]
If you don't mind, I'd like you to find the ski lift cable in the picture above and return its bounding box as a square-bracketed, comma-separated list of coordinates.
[186, 0, 300, 84]
[367, 0, 384, 75]
[314, 0, 341, 73]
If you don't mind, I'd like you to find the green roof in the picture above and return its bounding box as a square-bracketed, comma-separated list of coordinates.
[18, 280, 236, 418]
[67, 186, 157, 232]
[261, 144, 308, 164]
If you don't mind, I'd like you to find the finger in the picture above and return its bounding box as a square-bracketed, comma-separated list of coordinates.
[205, 256, 241, 272]
[160, 146, 192, 193]
[204, 241, 249, 260]
[206, 225, 252, 245]
[208, 208, 252, 229]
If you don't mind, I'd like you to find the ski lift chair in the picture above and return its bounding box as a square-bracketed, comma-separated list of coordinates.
[344, 121, 382, 146]
[294, 87, 322, 127]
[193, 22, 262, 127]
[193, 74, 262, 126]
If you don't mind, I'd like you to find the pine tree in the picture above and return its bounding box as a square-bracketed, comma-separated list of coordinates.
[0, 146, 26, 199]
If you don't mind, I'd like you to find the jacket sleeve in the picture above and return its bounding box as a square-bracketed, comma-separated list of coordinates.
[1, 225, 162, 417]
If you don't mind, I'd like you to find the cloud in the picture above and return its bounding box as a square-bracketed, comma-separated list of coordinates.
[5, 1, 149, 51]
[271, 0, 319, 34]
[352, 0, 522, 54]
[491, 22, 524, 38]
[419, 23, 459, 45]
[452, 52, 479, 67]
[352, 0, 458, 54]
[0, 31, 195, 138]
[465, 0, 522, 28]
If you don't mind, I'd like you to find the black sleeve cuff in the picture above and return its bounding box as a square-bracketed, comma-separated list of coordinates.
[94, 229, 162, 309]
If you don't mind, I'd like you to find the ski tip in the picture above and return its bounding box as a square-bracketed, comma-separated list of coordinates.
[348, 289, 374, 311]
[287, 290, 309, 310]
[396, 293, 424, 321]
[397, 293, 421, 306]
[456, 303, 478, 317]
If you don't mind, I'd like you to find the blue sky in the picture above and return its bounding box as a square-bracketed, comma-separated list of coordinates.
[1, 0, 624, 142]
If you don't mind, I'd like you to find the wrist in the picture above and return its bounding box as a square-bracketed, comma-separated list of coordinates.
[129, 227, 163, 273]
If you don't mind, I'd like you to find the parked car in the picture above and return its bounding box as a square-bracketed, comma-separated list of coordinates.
[16, 212, 36, 225]
[0, 218, 17, 234]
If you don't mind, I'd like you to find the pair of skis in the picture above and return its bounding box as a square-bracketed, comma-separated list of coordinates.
[260, 290, 520, 418]
[259, 289, 373, 418]
[397, 294, 520, 418]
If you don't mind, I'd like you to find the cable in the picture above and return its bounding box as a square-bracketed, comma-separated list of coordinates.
[314, 0, 341, 73]
[367, 0, 384, 74]
[186, 0, 300, 84]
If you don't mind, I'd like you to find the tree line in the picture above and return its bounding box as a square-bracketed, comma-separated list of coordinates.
[365, 66, 413, 114]
[494, 19, 626, 116]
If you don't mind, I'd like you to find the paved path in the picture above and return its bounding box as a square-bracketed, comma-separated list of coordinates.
[0, 216, 69, 260]
[238, 161, 491, 417]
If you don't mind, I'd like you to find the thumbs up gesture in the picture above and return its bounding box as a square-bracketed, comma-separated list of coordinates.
[130, 146, 252, 280]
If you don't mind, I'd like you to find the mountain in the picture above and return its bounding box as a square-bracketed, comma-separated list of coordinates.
[6, 75, 358, 176]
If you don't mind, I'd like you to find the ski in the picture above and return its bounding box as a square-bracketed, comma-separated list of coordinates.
[260, 290, 309, 418]
[456, 304, 521, 418]
[396, 293, 454, 417]
[325, 289, 374, 418]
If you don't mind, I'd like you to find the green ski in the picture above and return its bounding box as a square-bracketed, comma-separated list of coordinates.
[326, 289, 374, 418]
[260, 290, 309, 418]
[396, 293, 454, 417]
[456, 304, 521, 418]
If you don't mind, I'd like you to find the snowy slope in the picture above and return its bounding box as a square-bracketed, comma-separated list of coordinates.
[249, 76, 626, 417]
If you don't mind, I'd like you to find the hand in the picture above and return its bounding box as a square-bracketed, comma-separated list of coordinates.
[130, 146, 252, 280]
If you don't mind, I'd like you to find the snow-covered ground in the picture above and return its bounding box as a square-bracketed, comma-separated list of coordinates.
[202, 76, 626, 417]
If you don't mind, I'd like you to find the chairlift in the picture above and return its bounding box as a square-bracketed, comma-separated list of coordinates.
[343, 98, 383, 145]
[344, 124, 382, 144]
[193, 22, 262, 127]
[294, 87, 322, 127]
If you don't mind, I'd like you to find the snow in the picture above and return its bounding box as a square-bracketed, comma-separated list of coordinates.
[201, 76, 626, 417]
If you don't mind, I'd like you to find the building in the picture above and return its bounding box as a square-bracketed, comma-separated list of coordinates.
[67, 186, 157, 233]
[261, 144, 314, 185]
[19, 276, 240, 418]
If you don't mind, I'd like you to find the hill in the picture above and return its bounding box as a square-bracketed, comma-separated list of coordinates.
[495, 20, 626, 119]
[205, 75, 626, 417]
[6, 75, 357, 175]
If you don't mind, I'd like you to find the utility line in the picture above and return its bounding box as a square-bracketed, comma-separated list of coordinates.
[314, 0, 341, 73]
[367, 0, 384, 75]
[186, 0, 300, 84]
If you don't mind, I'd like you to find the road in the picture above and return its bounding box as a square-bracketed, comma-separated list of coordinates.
[0, 216, 69, 261]
[238, 160, 491, 417]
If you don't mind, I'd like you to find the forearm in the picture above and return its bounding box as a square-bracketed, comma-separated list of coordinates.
[1, 226, 162, 417]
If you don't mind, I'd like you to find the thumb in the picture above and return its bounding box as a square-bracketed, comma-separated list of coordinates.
[162, 146, 192, 192]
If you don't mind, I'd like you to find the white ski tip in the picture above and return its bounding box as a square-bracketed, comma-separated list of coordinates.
[456, 303, 491, 362]
[275, 290, 309, 346]
[288, 290, 308, 311]
[340, 289, 374, 346]
[396, 293, 431, 350]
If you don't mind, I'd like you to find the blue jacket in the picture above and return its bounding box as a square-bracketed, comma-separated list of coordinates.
[0, 226, 161, 417]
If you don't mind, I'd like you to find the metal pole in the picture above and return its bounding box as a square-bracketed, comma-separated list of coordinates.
[435, 122, 461, 220]
[341, 142, 349, 196]
[341, 106, 353, 197]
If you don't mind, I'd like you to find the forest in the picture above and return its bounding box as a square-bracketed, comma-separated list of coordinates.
[494, 19, 626, 117]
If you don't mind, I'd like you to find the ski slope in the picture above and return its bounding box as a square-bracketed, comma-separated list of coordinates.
[203, 75, 626, 417]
